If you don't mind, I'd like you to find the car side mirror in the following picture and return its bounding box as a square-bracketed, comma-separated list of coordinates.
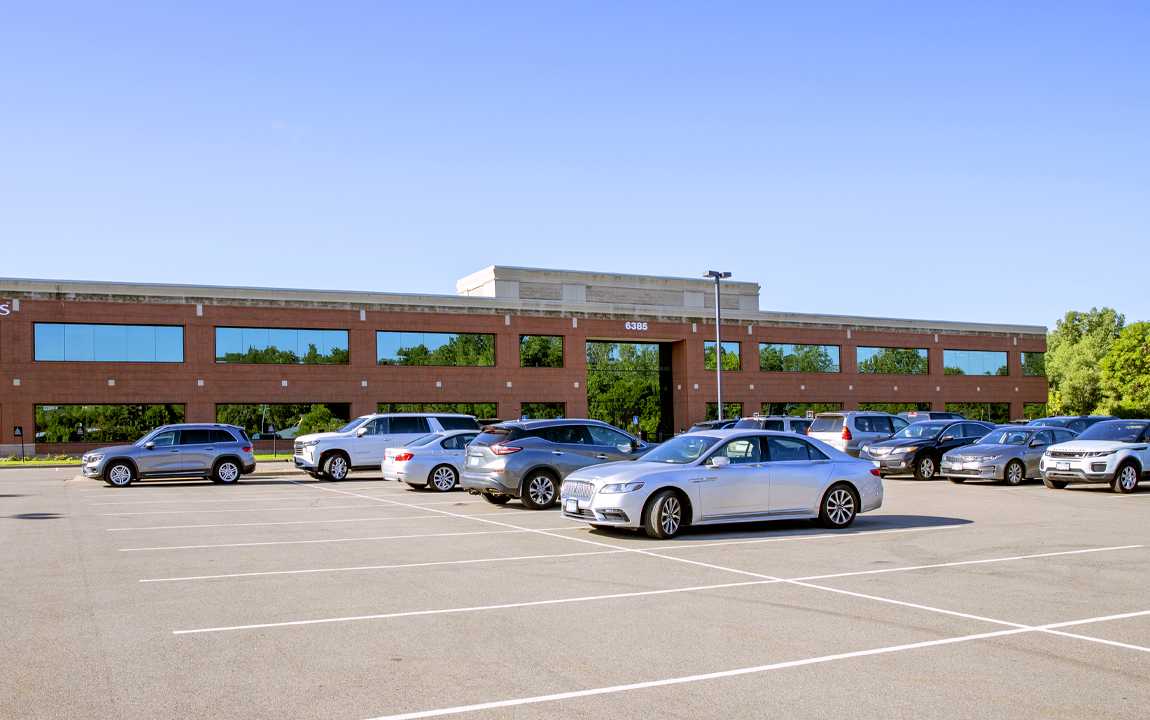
[941, 435, 954, 442]
[144, 442, 156, 450]
[709, 456, 731, 468]
[618, 444, 634, 454]
[1029, 439, 1044, 447]
[356, 427, 368, 437]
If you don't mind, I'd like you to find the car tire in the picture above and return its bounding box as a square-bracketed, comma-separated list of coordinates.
[520, 471, 559, 510]
[819, 483, 859, 529]
[913, 455, 938, 480]
[1043, 478, 1068, 489]
[1003, 460, 1025, 486]
[643, 489, 684, 539]
[105, 461, 135, 487]
[213, 459, 240, 484]
[1113, 463, 1140, 494]
[428, 465, 458, 492]
[949, 478, 965, 484]
[482, 493, 511, 505]
[323, 453, 350, 481]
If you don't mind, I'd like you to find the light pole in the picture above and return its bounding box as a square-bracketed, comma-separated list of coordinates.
[704, 271, 732, 421]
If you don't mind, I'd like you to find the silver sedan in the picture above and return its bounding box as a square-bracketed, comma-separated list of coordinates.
[941, 426, 1078, 485]
[382, 430, 479, 491]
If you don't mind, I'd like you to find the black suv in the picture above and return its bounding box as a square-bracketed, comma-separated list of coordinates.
[1027, 415, 1117, 434]
[862, 419, 996, 480]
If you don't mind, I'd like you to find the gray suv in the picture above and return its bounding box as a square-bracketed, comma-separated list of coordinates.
[81, 424, 256, 487]
[807, 411, 909, 457]
[460, 419, 651, 509]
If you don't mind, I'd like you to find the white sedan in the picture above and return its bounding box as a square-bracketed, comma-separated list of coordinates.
[382, 430, 479, 491]
[559, 429, 883, 538]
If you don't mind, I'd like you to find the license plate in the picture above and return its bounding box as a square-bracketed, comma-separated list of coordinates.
[565, 498, 578, 513]
[952, 463, 963, 471]
[1056, 462, 1070, 471]
[468, 456, 480, 466]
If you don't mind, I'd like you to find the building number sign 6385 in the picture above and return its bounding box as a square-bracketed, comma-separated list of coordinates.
[625, 321, 648, 331]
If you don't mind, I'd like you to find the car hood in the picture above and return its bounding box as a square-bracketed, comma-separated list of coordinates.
[947, 443, 1022, 457]
[564, 461, 689, 486]
[1049, 440, 1146, 452]
[293, 431, 345, 444]
[86, 444, 139, 457]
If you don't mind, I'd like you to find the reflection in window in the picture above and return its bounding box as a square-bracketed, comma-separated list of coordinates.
[761, 402, 843, 416]
[1023, 402, 1048, 419]
[705, 402, 743, 421]
[520, 335, 564, 367]
[856, 347, 929, 374]
[760, 344, 840, 372]
[34, 404, 185, 443]
[377, 332, 495, 366]
[859, 403, 930, 414]
[215, 328, 348, 364]
[379, 403, 498, 420]
[1022, 352, 1046, 377]
[704, 341, 741, 371]
[520, 402, 565, 420]
[943, 350, 1008, 376]
[945, 403, 1012, 424]
[216, 403, 351, 436]
[34, 324, 183, 362]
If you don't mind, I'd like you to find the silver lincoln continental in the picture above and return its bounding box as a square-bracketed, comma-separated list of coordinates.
[559, 429, 883, 539]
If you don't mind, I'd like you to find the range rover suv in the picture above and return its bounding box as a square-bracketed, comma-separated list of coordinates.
[1040, 419, 1150, 493]
[293, 413, 480, 480]
[81, 424, 255, 487]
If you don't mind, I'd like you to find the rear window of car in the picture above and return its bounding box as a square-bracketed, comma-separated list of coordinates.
[390, 416, 431, 434]
[210, 429, 237, 443]
[435, 416, 480, 431]
[733, 419, 759, 429]
[792, 420, 812, 434]
[407, 434, 444, 447]
[809, 416, 844, 433]
[475, 426, 522, 445]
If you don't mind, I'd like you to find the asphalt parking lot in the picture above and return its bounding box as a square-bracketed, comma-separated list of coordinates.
[2, 467, 1148, 719]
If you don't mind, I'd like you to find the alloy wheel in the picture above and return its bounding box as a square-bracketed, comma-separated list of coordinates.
[217, 462, 239, 483]
[108, 464, 132, 486]
[659, 496, 682, 535]
[528, 476, 555, 506]
[1006, 462, 1024, 485]
[919, 458, 935, 479]
[1118, 465, 1138, 492]
[826, 488, 855, 525]
[431, 467, 456, 491]
[329, 456, 348, 480]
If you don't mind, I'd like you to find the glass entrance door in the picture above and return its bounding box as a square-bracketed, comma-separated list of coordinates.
[586, 341, 674, 442]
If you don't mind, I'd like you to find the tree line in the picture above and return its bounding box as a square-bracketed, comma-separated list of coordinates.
[1047, 307, 1149, 418]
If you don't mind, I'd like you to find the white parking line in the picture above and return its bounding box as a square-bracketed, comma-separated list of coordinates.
[359, 610, 1150, 720]
[91, 494, 349, 506]
[99, 503, 397, 516]
[122, 526, 579, 552]
[106, 509, 546, 531]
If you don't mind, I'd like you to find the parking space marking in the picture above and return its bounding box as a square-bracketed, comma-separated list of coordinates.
[91, 494, 355, 506]
[107, 514, 460, 531]
[360, 610, 1150, 720]
[99, 503, 397, 516]
[121, 526, 577, 552]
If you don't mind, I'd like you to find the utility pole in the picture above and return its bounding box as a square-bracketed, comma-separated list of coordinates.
[704, 271, 732, 421]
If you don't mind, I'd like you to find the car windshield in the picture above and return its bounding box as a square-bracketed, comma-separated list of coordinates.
[1031, 418, 1067, 427]
[1075, 421, 1148, 443]
[977, 429, 1033, 445]
[639, 435, 721, 464]
[406, 433, 443, 447]
[893, 423, 947, 439]
[338, 417, 370, 434]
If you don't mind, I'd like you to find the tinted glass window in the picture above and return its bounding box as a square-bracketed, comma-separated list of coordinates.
[762, 420, 785, 431]
[363, 418, 389, 435]
[475, 427, 519, 446]
[809, 416, 844, 433]
[546, 425, 589, 444]
[1033, 430, 1054, 446]
[871, 417, 893, 434]
[733, 419, 759, 429]
[766, 436, 811, 462]
[1076, 421, 1148, 443]
[407, 434, 442, 447]
[855, 417, 874, 432]
[35, 323, 184, 362]
[1053, 430, 1076, 444]
[440, 435, 461, 449]
[377, 331, 495, 366]
[215, 327, 348, 364]
[711, 437, 761, 464]
[181, 429, 211, 445]
[436, 416, 480, 431]
[792, 420, 812, 434]
[150, 430, 179, 447]
[1068, 420, 1086, 433]
[943, 350, 1008, 377]
[211, 429, 237, 443]
[587, 425, 634, 446]
[890, 417, 909, 432]
[390, 417, 431, 434]
[759, 343, 840, 372]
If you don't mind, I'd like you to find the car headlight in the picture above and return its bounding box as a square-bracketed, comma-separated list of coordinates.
[1084, 450, 1116, 457]
[83, 453, 104, 463]
[300, 440, 320, 447]
[890, 446, 917, 455]
[968, 455, 1002, 462]
[599, 482, 645, 494]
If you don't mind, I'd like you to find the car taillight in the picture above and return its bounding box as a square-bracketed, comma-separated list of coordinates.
[491, 444, 522, 455]
[395, 453, 414, 462]
[242, 446, 253, 452]
[842, 427, 853, 440]
[870, 468, 881, 476]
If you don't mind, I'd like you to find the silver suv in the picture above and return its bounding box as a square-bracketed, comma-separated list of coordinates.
[293, 413, 480, 480]
[460, 419, 651, 509]
[81, 424, 255, 487]
[807, 411, 909, 457]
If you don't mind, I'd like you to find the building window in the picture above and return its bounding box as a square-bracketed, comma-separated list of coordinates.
[856, 347, 929, 374]
[34, 323, 183, 362]
[216, 403, 352, 437]
[215, 328, 348, 364]
[945, 403, 1011, 424]
[377, 332, 495, 366]
[759, 344, 840, 372]
[704, 341, 740, 371]
[34, 404, 185, 444]
[379, 403, 498, 419]
[859, 402, 931, 414]
[520, 335, 564, 368]
[1023, 402, 1048, 419]
[1022, 352, 1046, 377]
[943, 350, 1008, 376]
[520, 402, 565, 420]
[706, 402, 743, 421]
[761, 402, 843, 416]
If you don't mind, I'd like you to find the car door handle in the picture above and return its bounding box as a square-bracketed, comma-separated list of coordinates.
[552, 451, 563, 456]
[170, 449, 179, 453]
[205, 447, 213, 450]
[595, 454, 609, 459]
[691, 477, 717, 482]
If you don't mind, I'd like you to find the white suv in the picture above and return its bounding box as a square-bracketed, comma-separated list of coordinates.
[293, 413, 480, 480]
[1040, 419, 1150, 493]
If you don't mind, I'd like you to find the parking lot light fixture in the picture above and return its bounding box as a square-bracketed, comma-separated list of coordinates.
[704, 271, 732, 421]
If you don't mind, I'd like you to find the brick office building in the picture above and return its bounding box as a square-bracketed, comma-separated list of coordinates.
[0, 266, 1047, 456]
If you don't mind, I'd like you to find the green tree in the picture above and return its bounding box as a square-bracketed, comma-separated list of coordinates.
[704, 342, 740, 371]
[760, 344, 838, 372]
[1099, 321, 1150, 417]
[1046, 307, 1125, 415]
[520, 335, 564, 367]
[858, 348, 928, 374]
[388, 334, 496, 366]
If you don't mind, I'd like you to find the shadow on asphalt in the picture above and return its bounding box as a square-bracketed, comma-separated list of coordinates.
[7, 513, 61, 520]
[588, 514, 973, 543]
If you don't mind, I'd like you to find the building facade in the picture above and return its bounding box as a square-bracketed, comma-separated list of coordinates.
[0, 266, 1048, 456]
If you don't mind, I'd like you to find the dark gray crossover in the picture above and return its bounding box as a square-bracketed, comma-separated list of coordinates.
[81, 424, 256, 487]
[460, 419, 651, 509]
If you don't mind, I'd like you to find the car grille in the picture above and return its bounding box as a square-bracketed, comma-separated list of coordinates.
[562, 480, 596, 499]
[869, 447, 892, 457]
[564, 507, 597, 520]
[293, 442, 304, 452]
[1049, 451, 1085, 459]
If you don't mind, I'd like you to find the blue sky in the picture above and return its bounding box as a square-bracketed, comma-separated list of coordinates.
[1, 1, 1146, 330]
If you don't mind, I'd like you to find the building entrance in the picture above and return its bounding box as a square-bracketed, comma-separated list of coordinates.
[585, 341, 675, 442]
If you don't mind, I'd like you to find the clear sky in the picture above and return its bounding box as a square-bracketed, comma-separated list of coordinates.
[1, 2, 1146, 331]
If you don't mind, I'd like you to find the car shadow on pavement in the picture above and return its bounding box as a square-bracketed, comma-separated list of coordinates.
[6, 513, 61, 520]
[588, 514, 972, 542]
